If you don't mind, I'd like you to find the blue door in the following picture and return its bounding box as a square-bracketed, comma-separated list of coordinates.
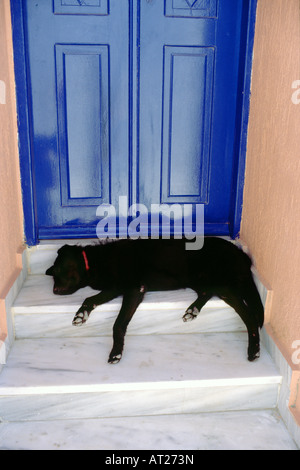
[15, 0, 255, 242]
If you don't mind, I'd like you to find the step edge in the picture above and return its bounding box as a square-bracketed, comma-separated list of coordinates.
[0, 376, 282, 397]
[12, 299, 233, 313]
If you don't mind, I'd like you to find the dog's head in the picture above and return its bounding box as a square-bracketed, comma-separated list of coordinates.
[46, 245, 87, 295]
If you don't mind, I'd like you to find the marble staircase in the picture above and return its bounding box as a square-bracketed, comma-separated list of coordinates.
[0, 242, 298, 450]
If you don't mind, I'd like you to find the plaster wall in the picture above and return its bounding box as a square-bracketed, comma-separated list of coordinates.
[241, 0, 300, 368]
[0, 0, 24, 346]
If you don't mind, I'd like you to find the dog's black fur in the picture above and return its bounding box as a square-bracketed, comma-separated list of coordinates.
[46, 237, 264, 364]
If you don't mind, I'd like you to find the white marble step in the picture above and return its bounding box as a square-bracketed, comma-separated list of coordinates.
[0, 410, 297, 450]
[12, 275, 245, 338]
[0, 333, 281, 422]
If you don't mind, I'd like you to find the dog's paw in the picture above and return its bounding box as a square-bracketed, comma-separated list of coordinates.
[248, 339, 260, 361]
[108, 353, 122, 364]
[182, 306, 199, 322]
[248, 347, 260, 362]
[72, 310, 89, 326]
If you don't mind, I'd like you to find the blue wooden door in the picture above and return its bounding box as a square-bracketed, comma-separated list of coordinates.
[20, 0, 249, 241]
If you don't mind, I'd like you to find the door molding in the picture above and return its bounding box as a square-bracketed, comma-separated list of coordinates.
[10, 0, 257, 246]
[11, 0, 38, 246]
[229, 0, 258, 239]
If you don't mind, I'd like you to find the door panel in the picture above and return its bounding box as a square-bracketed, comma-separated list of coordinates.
[161, 45, 214, 204]
[165, 0, 217, 18]
[55, 44, 110, 205]
[53, 0, 109, 16]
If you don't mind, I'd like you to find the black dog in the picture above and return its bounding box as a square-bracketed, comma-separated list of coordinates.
[46, 237, 264, 364]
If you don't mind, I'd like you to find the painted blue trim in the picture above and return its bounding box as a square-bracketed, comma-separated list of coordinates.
[135, 0, 141, 206]
[230, 0, 258, 239]
[10, 0, 38, 246]
[128, 0, 134, 208]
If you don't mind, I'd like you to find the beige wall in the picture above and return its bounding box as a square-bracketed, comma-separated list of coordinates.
[241, 0, 300, 366]
[0, 0, 24, 344]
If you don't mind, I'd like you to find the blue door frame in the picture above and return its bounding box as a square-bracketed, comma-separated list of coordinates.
[10, 0, 257, 246]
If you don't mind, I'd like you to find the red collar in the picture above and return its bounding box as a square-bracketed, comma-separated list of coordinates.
[82, 250, 90, 271]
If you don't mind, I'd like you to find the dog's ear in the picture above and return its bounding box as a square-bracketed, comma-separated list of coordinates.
[57, 244, 76, 255]
[57, 244, 71, 255]
[46, 266, 54, 276]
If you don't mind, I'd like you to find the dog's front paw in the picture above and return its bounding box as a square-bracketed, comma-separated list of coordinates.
[108, 353, 122, 364]
[72, 308, 90, 326]
[182, 306, 199, 322]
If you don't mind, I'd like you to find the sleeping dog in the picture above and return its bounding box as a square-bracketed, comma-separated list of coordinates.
[46, 237, 264, 364]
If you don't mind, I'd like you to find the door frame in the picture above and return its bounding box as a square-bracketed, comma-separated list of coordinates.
[10, 0, 257, 246]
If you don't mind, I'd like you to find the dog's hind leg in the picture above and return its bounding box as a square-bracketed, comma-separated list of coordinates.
[183, 292, 212, 322]
[72, 289, 120, 326]
[221, 290, 261, 361]
[108, 288, 145, 364]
